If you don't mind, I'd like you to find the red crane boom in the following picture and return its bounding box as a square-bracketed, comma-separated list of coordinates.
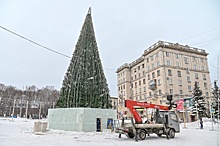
[125, 100, 170, 124]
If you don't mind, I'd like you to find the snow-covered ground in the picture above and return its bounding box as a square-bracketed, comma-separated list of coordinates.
[0, 117, 219, 146]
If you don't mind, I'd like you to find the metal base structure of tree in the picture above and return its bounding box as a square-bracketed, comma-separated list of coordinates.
[57, 8, 111, 109]
[191, 82, 206, 128]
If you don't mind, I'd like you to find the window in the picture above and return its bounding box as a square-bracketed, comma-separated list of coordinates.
[184, 57, 189, 64]
[176, 54, 179, 58]
[151, 55, 154, 61]
[157, 61, 160, 66]
[169, 79, 173, 85]
[139, 73, 140, 78]
[143, 71, 145, 76]
[179, 80, 182, 86]
[159, 90, 162, 95]
[170, 89, 173, 94]
[201, 66, 205, 71]
[168, 69, 172, 76]
[131, 76, 133, 81]
[118, 87, 120, 91]
[147, 66, 150, 71]
[170, 112, 178, 122]
[201, 58, 204, 63]
[135, 75, 136, 79]
[188, 85, 192, 91]
[187, 76, 191, 82]
[149, 92, 152, 97]
[135, 82, 137, 87]
[144, 95, 147, 100]
[166, 52, 170, 57]
[152, 63, 154, 69]
[142, 64, 145, 68]
[147, 58, 149, 63]
[123, 84, 125, 89]
[156, 52, 159, 58]
[139, 80, 141, 86]
[143, 79, 146, 84]
[206, 92, 209, 96]
[195, 73, 199, 79]
[158, 79, 161, 85]
[177, 71, 181, 77]
[180, 90, 183, 95]
[203, 74, 206, 80]
[204, 82, 207, 88]
[152, 72, 155, 78]
[196, 81, 199, 87]
[194, 65, 197, 70]
[139, 88, 142, 93]
[144, 86, 146, 92]
[192, 56, 195, 61]
[131, 83, 133, 88]
[157, 70, 160, 76]
[148, 74, 150, 80]
[134, 69, 136, 73]
[140, 95, 142, 100]
[186, 68, 190, 74]
[138, 66, 140, 70]
[166, 60, 171, 65]
[176, 62, 180, 67]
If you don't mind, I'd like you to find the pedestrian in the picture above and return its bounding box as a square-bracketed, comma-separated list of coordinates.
[200, 121, 203, 129]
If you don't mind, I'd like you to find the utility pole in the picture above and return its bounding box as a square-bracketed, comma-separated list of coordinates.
[217, 55, 219, 146]
[11, 99, 16, 121]
[25, 101, 29, 121]
[39, 102, 41, 119]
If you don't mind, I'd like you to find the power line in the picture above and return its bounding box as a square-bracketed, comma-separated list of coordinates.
[0, 25, 115, 71]
[191, 36, 220, 46]
[0, 26, 71, 58]
[180, 26, 220, 41]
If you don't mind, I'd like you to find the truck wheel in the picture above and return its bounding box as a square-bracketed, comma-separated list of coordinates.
[168, 129, 175, 138]
[157, 134, 162, 137]
[138, 130, 146, 140]
[128, 132, 135, 138]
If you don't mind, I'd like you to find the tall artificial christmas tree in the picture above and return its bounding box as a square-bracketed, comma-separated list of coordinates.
[191, 82, 206, 125]
[57, 8, 111, 109]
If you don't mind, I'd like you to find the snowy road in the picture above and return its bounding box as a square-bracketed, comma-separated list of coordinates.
[0, 117, 219, 146]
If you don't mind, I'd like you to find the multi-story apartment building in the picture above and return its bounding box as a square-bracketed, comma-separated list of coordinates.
[116, 41, 211, 121]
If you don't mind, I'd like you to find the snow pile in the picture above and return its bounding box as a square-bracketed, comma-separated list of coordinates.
[0, 117, 219, 146]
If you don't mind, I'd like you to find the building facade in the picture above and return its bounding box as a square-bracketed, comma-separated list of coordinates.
[116, 41, 212, 121]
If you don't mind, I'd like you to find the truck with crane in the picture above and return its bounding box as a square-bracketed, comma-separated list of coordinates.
[114, 95, 180, 141]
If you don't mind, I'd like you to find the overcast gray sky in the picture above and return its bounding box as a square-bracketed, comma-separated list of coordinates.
[0, 0, 220, 96]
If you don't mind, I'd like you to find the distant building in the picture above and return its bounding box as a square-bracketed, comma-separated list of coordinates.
[109, 96, 118, 110]
[116, 41, 211, 121]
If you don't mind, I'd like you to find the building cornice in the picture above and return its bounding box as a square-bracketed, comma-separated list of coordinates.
[143, 41, 209, 56]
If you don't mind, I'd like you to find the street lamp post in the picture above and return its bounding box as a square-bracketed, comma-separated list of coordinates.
[39, 102, 41, 119]
[25, 101, 29, 121]
[11, 99, 16, 121]
[195, 102, 200, 129]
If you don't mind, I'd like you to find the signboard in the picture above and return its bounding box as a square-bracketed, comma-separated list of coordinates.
[177, 99, 184, 111]
[210, 109, 215, 113]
